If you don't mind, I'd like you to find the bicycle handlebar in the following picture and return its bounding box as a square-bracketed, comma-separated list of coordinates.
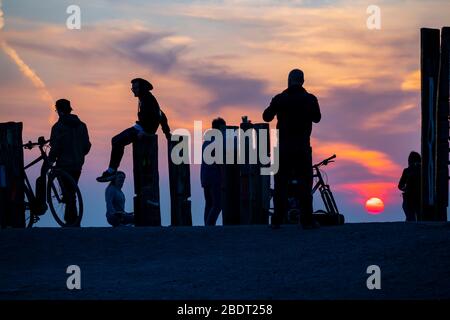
[23, 136, 50, 149]
[313, 154, 336, 168]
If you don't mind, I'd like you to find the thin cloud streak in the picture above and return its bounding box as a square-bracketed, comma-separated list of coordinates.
[0, 1, 54, 122]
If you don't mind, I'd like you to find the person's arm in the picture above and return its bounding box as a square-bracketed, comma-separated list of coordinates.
[310, 94, 321, 123]
[160, 109, 171, 140]
[82, 122, 91, 156]
[48, 124, 62, 163]
[398, 169, 408, 191]
[262, 96, 280, 122]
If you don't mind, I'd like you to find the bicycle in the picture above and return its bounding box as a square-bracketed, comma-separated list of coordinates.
[310, 154, 344, 225]
[271, 154, 344, 226]
[23, 136, 83, 227]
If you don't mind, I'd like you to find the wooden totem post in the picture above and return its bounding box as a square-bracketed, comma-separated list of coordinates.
[239, 116, 256, 224]
[0, 122, 25, 228]
[168, 135, 192, 226]
[420, 28, 441, 221]
[436, 27, 449, 222]
[133, 134, 161, 226]
[238, 117, 271, 225]
[221, 125, 240, 225]
[253, 122, 271, 225]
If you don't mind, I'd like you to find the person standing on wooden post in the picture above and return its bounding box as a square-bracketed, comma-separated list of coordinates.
[263, 69, 321, 230]
[201, 117, 226, 226]
[96, 78, 171, 182]
[49, 99, 91, 226]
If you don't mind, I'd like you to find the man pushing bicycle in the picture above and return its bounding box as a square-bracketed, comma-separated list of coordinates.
[48, 99, 91, 226]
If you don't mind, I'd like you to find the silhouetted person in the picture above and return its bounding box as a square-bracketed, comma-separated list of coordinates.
[97, 78, 171, 182]
[263, 69, 321, 229]
[201, 117, 226, 226]
[49, 99, 91, 226]
[105, 171, 134, 227]
[398, 151, 421, 222]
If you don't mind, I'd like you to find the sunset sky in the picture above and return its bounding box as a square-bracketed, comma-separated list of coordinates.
[1, 0, 449, 226]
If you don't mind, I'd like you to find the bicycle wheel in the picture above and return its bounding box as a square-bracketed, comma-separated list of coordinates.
[47, 169, 83, 227]
[320, 188, 338, 215]
[23, 185, 35, 228]
[320, 189, 344, 225]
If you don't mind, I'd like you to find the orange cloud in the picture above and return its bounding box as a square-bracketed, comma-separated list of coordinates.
[337, 181, 399, 206]
[401, 70, 420, 91]
[313, 140, 402, 179]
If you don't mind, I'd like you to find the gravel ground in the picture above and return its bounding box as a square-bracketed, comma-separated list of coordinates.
[1, 222, 450, 300]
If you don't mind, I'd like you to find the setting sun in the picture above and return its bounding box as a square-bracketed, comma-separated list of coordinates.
[365, 198, 385, 214]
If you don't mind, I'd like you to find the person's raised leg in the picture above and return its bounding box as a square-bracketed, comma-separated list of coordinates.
[97, 127, 138, 182]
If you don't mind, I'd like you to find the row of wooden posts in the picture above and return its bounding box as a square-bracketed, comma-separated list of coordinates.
[130, 117, 272, 226]
[420, 27, 449, 221]
[0, 118, 272, 228]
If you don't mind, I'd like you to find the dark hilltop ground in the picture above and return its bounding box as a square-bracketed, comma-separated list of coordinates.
[1, 222, 450, 300]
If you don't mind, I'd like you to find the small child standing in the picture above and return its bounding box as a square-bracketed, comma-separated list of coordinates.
[398, 151, 421, 222]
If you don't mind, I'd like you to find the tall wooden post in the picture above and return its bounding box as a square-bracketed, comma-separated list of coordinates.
[0, 122, 25, 228]
[239, 117, 256, 224]
[238, 118, 271, 225]
[221, 125, 240, 225]
[254, 123, 271, 225]
[168, 135, 192, 226]
[421, 28, 441, 221]
[436, 27, 450, 222]
[133, 134, 161, 226]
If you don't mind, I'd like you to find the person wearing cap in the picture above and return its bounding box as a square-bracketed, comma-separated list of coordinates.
[96, 78, 171, 182]
[49, 98, 91, 226]
[262, 69, 321, 229]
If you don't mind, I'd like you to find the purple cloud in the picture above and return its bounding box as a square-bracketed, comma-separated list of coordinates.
[8, 28, 186, 74]
[314, 87, 420, 164]
[187, 66, 271, 112]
